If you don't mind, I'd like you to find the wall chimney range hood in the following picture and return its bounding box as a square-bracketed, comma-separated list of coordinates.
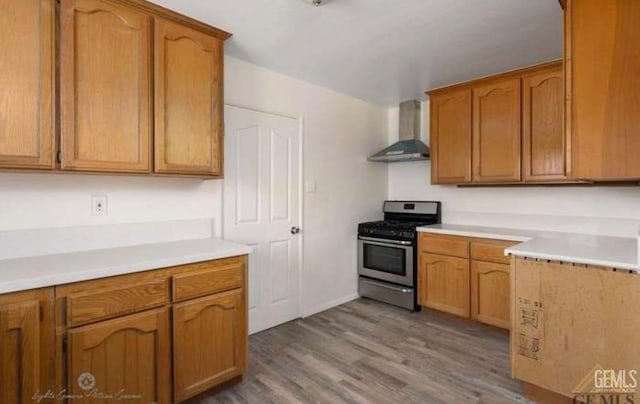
[368, 100, 430, 163]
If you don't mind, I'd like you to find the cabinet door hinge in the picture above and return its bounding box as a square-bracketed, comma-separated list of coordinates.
[39, 306, 44, 322]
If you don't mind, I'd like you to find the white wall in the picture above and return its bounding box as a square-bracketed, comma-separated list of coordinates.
[224, 56, 389, 316]
[0, 173, 222, 258]
[0, 174, 220, 231]
[387, 102, 640, 237]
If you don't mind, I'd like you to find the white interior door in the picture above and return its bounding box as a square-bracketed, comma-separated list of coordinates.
[223, 105, 301, 335]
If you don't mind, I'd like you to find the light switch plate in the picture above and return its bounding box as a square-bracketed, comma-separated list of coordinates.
[305, 179, 317, 193]
[91, 195, 108, 216]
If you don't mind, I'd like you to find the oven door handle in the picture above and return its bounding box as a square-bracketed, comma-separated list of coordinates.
[361, 280, 413, 293]
[358, 236, 413, 246]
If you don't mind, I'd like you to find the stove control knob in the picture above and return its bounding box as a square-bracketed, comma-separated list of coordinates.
[389, 231, 397, 236]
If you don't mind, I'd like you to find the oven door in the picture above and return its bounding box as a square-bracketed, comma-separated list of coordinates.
[358, 236, 414, 287]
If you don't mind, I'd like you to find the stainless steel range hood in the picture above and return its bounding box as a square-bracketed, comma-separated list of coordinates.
[368, 100, 430, 162]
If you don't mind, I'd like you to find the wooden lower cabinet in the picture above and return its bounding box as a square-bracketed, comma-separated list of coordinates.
[67, 308, 171, 403]
[418, 234, 514, 329]
[173, 289, 247, 402]
[418, 252, 470, 317]
[470, 260, 510, 329]
[0, 288, 54, 404]
[0, 256, 248, 403]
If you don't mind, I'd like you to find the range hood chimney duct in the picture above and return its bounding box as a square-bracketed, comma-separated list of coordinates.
[368, 100, 430, 162]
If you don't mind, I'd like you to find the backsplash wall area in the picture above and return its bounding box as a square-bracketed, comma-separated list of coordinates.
[0, 173, 222, 258]
[387, 102, 640, 237]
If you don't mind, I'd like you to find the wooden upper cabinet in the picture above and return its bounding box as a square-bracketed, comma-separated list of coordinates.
[0, 0, 55, 169]
[173, 289, 247, 402]
[154, 18, 224, 176]
[522, 65, 566, 181]
[60, 0, 152, 173]
[430, 89, 472, 184]
[472, 77, 522, 183]
[67, 308, 171, 403]
[567, 0, 640, 180]
[0, 288, 54, 403]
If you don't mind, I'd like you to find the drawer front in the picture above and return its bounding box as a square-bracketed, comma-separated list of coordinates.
[471, 240, 519, 264]
[66, 279, 168, 327]
[419, 233, 469, 258]
[172, 262, 243, 302]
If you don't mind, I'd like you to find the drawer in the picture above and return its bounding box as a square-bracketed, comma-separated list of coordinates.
[66, 279, 168, 327]
[471, 240, 519, 264]
[172, 262, 243, 302]
[419, 233, 469, 258]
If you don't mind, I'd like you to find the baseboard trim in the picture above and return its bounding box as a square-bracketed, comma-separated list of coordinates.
[302, 293, 359, 318]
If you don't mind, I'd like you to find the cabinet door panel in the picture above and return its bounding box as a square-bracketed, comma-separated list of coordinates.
[473, 78, 521, 182]
[154, 18, 223, 176]
[0, 288, 53, 404]
[569, 0, 640, 180]
[67, 308, 171, 404]
[430, 89, 472, 184]
[523, 66, 566, 181]
[471, 260, 510, 329]
[0, 300, 40, 403]
[418, 253, 470, 317]
[60, 0, 152, 173]
[0, 0, 55, 169]
[173, 289, 246, 402]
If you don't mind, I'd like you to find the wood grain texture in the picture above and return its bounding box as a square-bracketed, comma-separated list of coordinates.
[522, 64, 566, 181]
[108, 0, 231, 40]
[471, 260, 510, 329]
[524, 382, 573, 404]
[0, 0, 55, 169]
[60, 0, 152, 173]
[470, 239, 519, 265]
[154, 18, 224, 176]
[66, 279, 168, 326]
[512, 258, 640, 401]
[418, 252, 470, 317]
[67, 308, 172, 403]
[429, 89, 472, 184]
[0, 288, 54, 403]
[54, 256, 248, 400]
[173, 289, 247, 402]
[172, 262, 243, 303]
[418, 233, 469, 258]
[195, 298, 529, 403]
[568, 0, 640, 180]
[472, 77, 522, 183]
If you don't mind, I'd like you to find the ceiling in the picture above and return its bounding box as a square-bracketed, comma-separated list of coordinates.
[149, 0, 563, 106]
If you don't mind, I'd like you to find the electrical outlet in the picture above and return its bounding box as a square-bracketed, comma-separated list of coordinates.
[91, 195, 108, 216]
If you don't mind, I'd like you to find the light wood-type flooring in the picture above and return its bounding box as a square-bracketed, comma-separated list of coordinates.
[196, 298, 532, 404]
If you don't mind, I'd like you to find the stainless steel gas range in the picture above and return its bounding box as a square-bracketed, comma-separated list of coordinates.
[357, 201, 441, 311]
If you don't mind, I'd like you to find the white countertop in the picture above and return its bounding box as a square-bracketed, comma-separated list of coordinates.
[0, 238, 252, 294]
[418, 224, 639, 272]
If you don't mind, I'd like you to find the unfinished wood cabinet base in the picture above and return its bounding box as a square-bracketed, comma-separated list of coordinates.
[523, 382, 573, 404]
[512, 257, 640, 401]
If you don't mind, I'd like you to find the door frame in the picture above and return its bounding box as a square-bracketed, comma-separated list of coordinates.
[222, 102, 305, 322]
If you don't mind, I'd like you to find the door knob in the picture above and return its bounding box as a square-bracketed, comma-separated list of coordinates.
[290, 226, 301, 235]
